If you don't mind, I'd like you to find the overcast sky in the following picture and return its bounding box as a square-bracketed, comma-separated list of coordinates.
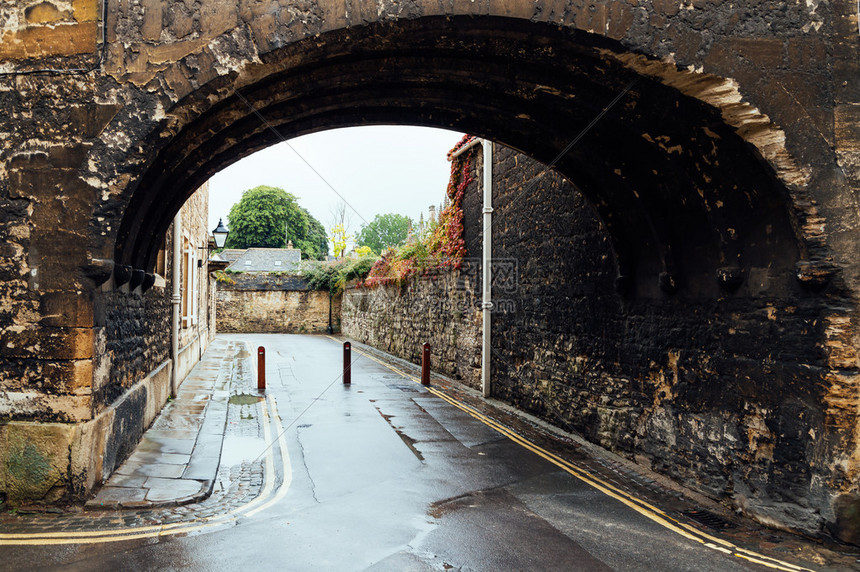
[207, 126, 465, 240]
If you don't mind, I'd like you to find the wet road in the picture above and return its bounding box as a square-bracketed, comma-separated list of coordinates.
[0, 335, 845, 571]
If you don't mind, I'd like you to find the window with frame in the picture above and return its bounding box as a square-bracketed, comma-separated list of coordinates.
[181, 235, 197, 328]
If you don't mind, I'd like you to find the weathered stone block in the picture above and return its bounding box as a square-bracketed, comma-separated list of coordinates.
[200, 1, 238, 37]
[724, 38, 786, 70]
[25, 2, 71, 25]
[319, 0, 349, 33]
[72, 0, 99, 22]
[488, 0, 538, 21]
[0, 422, 75, 503]
[141, 0, 164, 42]
[0, 22, 98, 59]
[651, 0, 680, 17]
[833, 493, 860, 545]
[162, 61, 196, 100]
[0, 326, 93, 360]
[39, 292, 94, 328]
[606, 2, 633, 41]
[70, 407, 113, 496]
[787, 37, 826, 70]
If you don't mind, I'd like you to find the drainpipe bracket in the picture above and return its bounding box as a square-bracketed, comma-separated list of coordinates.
[481, 301, 494, 310]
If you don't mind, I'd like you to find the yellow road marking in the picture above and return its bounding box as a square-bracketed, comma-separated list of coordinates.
[245, 395, 293, 517]
[1, 377, 292, 545]
[343, 339, 817, 572]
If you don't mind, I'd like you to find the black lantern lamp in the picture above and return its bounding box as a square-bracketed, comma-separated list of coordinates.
[212, 218, 229, 248]
[199, 218, 230, 267]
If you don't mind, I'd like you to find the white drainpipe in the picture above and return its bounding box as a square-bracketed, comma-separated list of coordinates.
[171, 213, 182, 397]
[481, 139, 493, 398]
[450, 136, 481, 159]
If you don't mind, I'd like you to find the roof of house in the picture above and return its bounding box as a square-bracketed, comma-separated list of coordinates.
[225, 247, 302, 272]
[217, 249, 248, 263]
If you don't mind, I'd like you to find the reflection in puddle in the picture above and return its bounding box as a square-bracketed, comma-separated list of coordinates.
[220, 435, 268, 466]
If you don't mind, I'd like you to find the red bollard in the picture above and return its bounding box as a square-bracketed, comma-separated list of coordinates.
[421, 343, 431, 386]
[343, 341, 351, 385]
[257, 346, 266, 392]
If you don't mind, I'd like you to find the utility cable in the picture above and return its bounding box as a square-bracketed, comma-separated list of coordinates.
[503, 78, 638, 202]
[230, 87, 369, 226]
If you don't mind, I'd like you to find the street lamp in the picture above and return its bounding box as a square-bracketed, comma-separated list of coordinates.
[199, 218, 229, 267]
[212, 218, 229, 248]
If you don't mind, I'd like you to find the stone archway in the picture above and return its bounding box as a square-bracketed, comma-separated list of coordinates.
[1, 0, 858, 541]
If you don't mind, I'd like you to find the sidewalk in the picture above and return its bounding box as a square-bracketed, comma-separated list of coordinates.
[85, 340, 236, 510]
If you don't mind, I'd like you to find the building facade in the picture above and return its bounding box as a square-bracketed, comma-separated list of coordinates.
[0, 184, 216, 505]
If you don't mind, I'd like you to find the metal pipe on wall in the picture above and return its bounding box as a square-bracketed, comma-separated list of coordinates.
[171, 213, 182, 397]
[481, 139, 493, 398]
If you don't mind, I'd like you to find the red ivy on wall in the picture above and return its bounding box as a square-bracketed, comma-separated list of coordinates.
[363, 135, 476, 287]
[428, 135, 474, 267]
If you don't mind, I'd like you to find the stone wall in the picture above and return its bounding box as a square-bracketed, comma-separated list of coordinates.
[343, 269, 482, 388]
[466, 144, 853, 539]
[217, 274, 339, 334]
[0, 183, 214, 504]
[343, 142, 860, 542]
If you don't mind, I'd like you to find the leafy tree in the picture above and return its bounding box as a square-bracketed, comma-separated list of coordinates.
[293, 208, 329, 260]
[224, 186, 327, 259]
[330, 223, 349, 258]
[355, 213, 413, 254]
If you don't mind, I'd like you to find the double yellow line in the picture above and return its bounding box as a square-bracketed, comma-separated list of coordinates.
[349, 342, 816, 572]
[0, 394, 292, 546]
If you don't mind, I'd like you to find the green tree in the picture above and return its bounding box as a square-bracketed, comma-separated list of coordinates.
[355, 213, 412, 254]
[224, 186, 327, 259]
[294, 208, 329, 260]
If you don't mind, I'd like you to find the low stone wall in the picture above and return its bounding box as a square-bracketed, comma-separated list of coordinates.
[342, 270, 482, 387]
[216, 274, 339, 334]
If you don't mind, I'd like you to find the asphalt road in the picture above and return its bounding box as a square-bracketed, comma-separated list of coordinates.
[0, 334, 848, 571]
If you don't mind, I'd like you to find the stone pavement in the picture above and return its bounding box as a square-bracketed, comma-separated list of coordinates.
[85, 340, 235, 510]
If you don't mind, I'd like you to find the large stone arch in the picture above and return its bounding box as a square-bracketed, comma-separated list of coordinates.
[1, 0, 858, 541]
[98, 15, 826, 295]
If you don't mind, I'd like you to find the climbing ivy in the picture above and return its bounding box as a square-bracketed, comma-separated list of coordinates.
[363, 135, 476, 287]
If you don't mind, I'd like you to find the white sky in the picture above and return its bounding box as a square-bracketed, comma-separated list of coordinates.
[206, 126, 465, 239]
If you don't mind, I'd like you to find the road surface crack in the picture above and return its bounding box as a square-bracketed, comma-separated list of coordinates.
[295, 425, 320, 504]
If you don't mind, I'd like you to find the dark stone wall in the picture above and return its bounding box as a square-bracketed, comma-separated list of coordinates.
[462, 144, 838, 535]
[93, 288, 171, 412]
[343, 269, 482, 387]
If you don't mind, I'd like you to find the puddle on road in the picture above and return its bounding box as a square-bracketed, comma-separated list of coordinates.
[220, 435, 268, 466]
[228, 393, 263, 405]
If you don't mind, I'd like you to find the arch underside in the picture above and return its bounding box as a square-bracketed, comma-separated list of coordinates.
[115, 16, 801, 298]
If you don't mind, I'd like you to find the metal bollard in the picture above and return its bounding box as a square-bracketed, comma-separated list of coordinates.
[421, 342, 430, 386]
[343, 341, 351, 385]
[257, 346, 266, 392]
